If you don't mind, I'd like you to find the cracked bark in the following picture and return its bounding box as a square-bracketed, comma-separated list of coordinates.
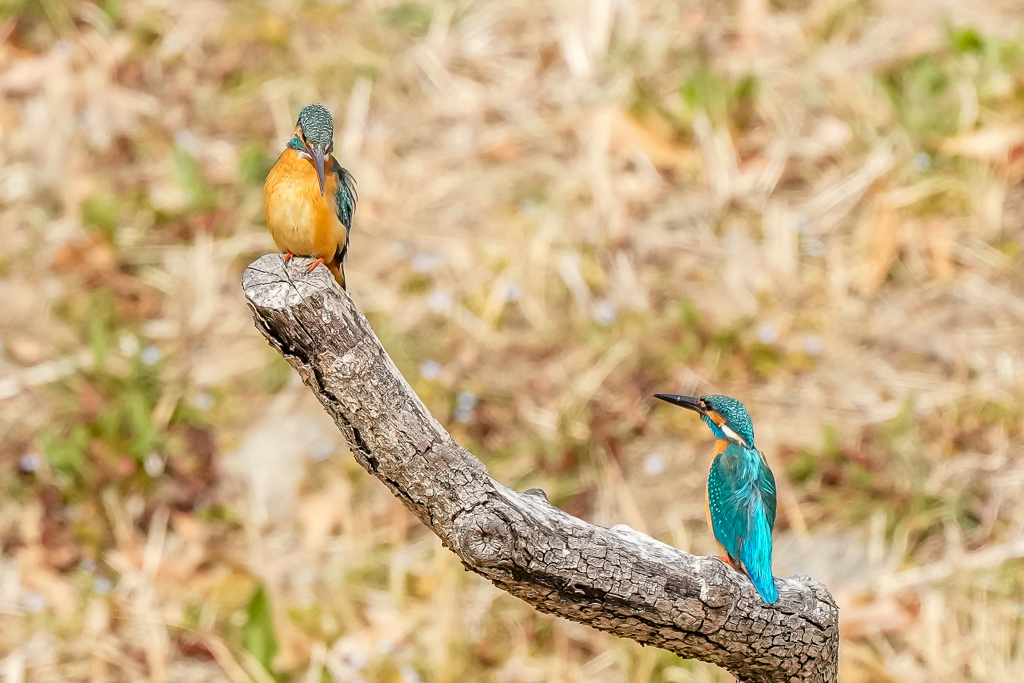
[242, 255, 839, 683]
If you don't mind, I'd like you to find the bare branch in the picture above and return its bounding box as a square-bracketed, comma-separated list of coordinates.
[242, 255, 839, 683]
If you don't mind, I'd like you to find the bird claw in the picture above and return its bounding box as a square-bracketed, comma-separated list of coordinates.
[280, 253, 329, 277]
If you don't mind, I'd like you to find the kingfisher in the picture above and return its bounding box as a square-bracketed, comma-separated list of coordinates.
[264, 103, 357, 289]
[654, 393, 778, 604]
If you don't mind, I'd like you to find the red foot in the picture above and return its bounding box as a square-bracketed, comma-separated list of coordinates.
[283, 252, 295, 262]
[715, 555, 736, 569]
[306, 257, 325, 272]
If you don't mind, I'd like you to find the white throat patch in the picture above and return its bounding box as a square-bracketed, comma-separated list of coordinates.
[720, 423, 749, 448]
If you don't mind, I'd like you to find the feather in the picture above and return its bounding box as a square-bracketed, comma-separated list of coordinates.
[707, 442, 778, 604]
[330, 161, 358, 230]
[264, 148, 352, 289]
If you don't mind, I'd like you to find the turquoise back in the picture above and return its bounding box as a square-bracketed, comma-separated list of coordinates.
[707, 442, 778, 603]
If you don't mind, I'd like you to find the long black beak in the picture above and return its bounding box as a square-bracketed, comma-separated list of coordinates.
[654, 393, 705, 414]
[309, 144, 327, 196]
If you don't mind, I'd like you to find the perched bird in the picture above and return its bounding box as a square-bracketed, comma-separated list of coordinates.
[654, 393, 778, 604]
[264, 103, 357, 289]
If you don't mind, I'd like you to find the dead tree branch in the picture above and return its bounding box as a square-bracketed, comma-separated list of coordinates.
[242, 254, 839, 683]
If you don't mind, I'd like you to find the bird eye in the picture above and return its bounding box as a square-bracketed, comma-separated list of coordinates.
[327, 142, 334, 154]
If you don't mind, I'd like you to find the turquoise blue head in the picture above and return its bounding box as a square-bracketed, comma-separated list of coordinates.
[654, 393, 755, 448]
[292, 103, 335, 196]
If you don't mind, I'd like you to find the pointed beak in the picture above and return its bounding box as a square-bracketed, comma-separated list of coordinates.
[653, 394, 706, 415]
[309, 143, 327, 196]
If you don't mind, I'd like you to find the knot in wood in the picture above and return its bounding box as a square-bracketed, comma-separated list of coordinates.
[455, 510, 512, 568]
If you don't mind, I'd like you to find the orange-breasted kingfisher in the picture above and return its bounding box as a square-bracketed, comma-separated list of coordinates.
[264, 103, 358, 289]
[654, 393, 778, 604]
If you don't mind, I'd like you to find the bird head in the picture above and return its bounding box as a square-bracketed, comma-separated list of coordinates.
[654, 393, 755, 449]
[295, 104, 334, 196]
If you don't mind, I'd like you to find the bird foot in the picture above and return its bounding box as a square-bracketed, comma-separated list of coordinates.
[715, 555, 736, 569]
[283, 252, 295, 262]
[306, 257, 325, 272]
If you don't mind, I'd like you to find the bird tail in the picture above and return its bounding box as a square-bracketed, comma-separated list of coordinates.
[326, 258, 346, 290]
[327, 244, 348, 290]
[740, 505, 778, 604]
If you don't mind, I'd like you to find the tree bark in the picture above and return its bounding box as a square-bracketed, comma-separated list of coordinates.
[241, 255, 839, 683]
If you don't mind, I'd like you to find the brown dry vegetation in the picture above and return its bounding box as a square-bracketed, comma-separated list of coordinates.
[1, 0, 1024, 681]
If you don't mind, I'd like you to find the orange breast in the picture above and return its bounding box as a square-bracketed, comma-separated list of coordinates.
[264, 148, 345, 259]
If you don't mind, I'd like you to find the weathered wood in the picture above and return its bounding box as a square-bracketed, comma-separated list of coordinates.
[242, 254, 839, 683]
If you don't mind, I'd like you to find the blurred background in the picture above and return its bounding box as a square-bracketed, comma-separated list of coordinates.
[1, 0, 1023, 681]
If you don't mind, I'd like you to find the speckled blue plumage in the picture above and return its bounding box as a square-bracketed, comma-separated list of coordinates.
[707, 441, 778, 604]
[700, 394, 756, 447]
[679, 394, 777, 604]
[296, 104, 334, 147]
[654, 391, 778, 603]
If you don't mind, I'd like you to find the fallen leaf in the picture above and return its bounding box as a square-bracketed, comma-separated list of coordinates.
[611, 109, 699, 178]
[855, 197, 902, 295]
[51, 233, 117, 284]
[941, 125, 1024, 161]
[477, 137, 523, 162]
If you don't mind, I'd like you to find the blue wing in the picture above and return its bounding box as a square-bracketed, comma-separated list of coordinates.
[327, 160, 357, 272]
[707, 453, 745, 562]
[707, 445, 778, 604]
[759, 451, 777, 532]
[330, 160, 357, 231]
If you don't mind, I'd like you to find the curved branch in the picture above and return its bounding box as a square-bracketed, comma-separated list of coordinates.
[241, 255, 839, 683]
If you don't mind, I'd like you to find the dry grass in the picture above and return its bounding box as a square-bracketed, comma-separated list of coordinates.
[1, 0, 1024, 681]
